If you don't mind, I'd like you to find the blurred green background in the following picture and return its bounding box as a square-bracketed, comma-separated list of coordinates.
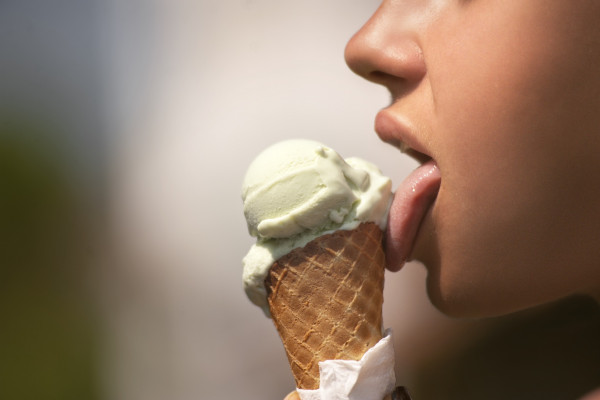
[0, 118, 101, 400]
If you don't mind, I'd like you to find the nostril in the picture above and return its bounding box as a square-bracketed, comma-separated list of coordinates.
[346, 38, 426, 89]
[368, 70, 393, 84]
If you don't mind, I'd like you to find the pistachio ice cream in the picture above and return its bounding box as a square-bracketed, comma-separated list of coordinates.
[242, 139, 392, 315]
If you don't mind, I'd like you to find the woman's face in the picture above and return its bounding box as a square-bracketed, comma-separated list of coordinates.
[345, 0, 600, 317]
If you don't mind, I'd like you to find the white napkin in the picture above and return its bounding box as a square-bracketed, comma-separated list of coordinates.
[296, 329, 396, 400]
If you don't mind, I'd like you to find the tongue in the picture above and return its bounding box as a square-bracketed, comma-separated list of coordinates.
[386, 160, 441, 271]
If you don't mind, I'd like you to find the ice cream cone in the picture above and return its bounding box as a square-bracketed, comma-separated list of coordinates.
[265, 222, 386, 391]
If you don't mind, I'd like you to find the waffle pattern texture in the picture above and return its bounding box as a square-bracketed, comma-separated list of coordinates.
[265, 222, 386, 390]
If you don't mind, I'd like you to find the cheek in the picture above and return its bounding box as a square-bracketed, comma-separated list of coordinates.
[422, 16, 600, 316]
[427, 79, 600, 316]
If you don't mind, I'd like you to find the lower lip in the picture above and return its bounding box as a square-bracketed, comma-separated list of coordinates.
[386, 160, 441, 271]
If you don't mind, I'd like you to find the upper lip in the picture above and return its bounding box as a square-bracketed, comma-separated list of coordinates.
[375, 108, 432, 164]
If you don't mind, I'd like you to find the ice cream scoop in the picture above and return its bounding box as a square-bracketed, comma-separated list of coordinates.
[242, 139, 392, 315]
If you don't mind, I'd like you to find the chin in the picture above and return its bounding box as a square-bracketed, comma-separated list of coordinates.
[425, 281, 508, 319]
[412, 221, 536, 318]
[423, 268, 480, 318]
[421, 258, 537, 319]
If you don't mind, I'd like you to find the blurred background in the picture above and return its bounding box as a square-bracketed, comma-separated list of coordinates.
[2, 1, 598, 400]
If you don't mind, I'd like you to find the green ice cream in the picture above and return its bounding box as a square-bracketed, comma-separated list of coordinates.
[242, 139, 392, 315]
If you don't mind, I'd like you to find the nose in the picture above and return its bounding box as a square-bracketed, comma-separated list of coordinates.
[344, 2, 426, 90]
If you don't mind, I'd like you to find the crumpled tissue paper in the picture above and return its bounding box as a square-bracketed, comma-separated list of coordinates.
[296, 329, 396, 400]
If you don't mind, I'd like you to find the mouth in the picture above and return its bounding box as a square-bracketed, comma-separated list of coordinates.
[375, 109, 441, 271]
[375, 109, 433, 162]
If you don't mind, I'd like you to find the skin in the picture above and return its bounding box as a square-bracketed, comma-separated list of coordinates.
[344, 0, 600, 318]
[284, 392, 300, 400]
[282, 1, 600, 398]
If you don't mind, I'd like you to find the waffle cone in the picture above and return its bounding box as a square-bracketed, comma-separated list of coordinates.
[265, 222, 386, 390]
